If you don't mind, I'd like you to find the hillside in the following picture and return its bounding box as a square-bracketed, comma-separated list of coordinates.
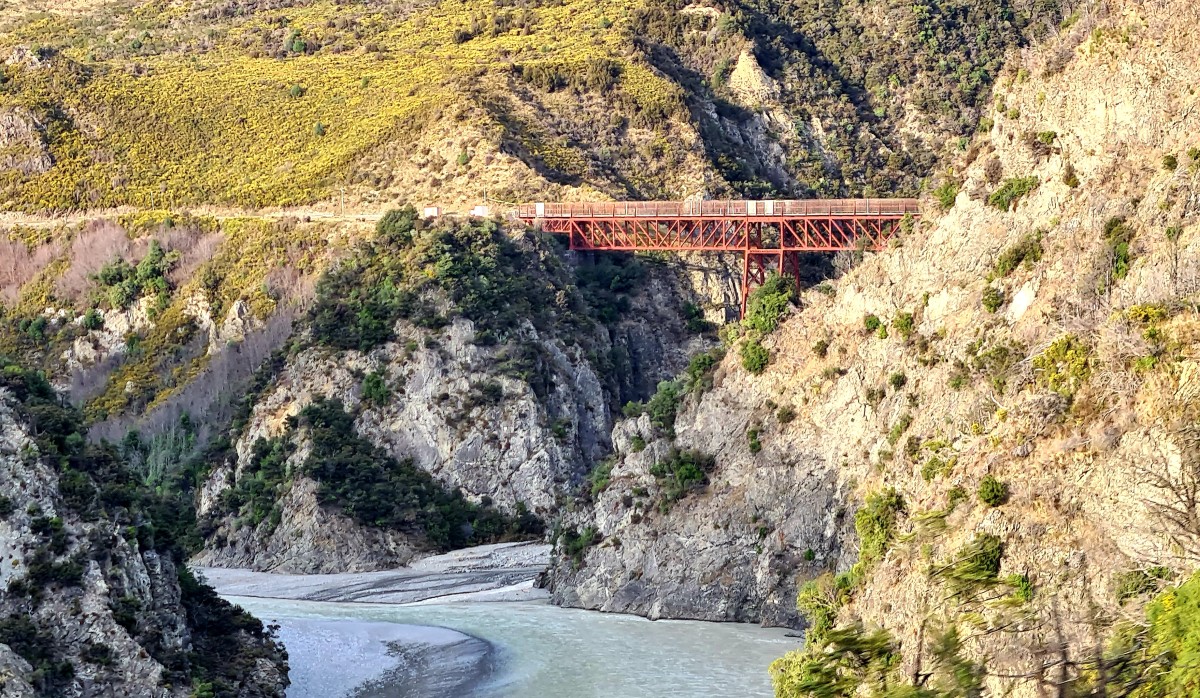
[0, 0, 1061, 215]
[548, 0, 1200, 694]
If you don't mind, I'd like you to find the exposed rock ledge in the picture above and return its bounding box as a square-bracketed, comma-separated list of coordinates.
[197, 541, 551, 604]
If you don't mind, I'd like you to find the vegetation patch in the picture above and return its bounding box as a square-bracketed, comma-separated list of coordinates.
[1102, 216, 1135, 282]
[1, 356, 284, 694]
[310, 208, 557, 351]
[977, 474, 1009, 506]
[933, 180, 960, 211]
[588, 457, 615, 497]
[649, 448, 715, 510]
[993, 232, 1041, 275]
[361, 370, 391, 406]
[556, 526, 599, 567]
[938, 533, 1004, 591]
[743, 273, 795, 335]
[987, 176, 1040, 210]
[1114, 566, 1174, 604]
[981, 285, 1004, 313]
[741, 338, 769, 374]
[1032, 334, 1091, 396]
[855, 488, 905, 569]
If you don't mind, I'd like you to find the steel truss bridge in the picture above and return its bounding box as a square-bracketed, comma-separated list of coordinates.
[516, 199, 920, 314]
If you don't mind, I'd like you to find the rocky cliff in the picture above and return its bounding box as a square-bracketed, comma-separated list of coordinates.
[0, 361, 288, 698]
[194, 218, 712, 573]
[549, 0, 1200, 691]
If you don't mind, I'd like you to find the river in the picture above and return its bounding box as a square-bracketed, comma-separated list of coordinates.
[231, 596, 800, 698]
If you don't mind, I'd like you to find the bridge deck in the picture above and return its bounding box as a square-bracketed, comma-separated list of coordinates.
[517, 198, 919, 219]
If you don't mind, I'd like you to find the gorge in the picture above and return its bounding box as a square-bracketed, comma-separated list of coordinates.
[1, 0, 1200, 696]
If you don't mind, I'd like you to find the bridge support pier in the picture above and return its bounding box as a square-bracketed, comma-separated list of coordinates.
[741, 251, 805, 316]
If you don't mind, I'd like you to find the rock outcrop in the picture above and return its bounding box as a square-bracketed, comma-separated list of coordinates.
[0, 107, 52, 176]
[0, 379, 289, 697]
[195, 252, 710, 573]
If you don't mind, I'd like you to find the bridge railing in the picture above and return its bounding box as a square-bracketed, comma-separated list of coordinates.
[516, 199, 919, 219]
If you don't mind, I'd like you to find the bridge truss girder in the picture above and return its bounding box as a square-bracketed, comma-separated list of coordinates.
[534, 215, 909, 315]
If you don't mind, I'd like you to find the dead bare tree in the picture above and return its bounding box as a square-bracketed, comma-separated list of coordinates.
[1136, 423, 1200, 564]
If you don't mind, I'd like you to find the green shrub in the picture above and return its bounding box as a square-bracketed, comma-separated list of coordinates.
[921, 456, 952, 481]
[812, 338, 830, 358]
[776, 406, 796, 424]
[886, 413, 913, 446]
[1007, 573, 1034, 603]
[361, 371, 390, 406]
[95, 240, 179, 311]
[855, 488, 904, 566]
[650, 449, 715, 508]
[747, 428, 762, 454]
[1190, 147, 1200, 163]
[933, 180, 960, 211]
[645, 380, 683, 435]
[892, 312, 915, 339]
[376, 207, 418, 246]
[1033, 334, 1091, 395]
[1103, 216, 1135, 280]
[947, 486, 968, 510]
[1036, 130, 1057, 145]
[982, 286, 1004, 313]
[683, 348, 724, 394]
[558, 526, 598, 566]
[987, 176, 1039, 210]
[741, 339, 769, 374]
[994, 232, 1044, 276]
[82, 309, 104, 331]
[795, 573, 842, 646]
[1163, 154, 1178, 171]
[977, 475, 1009, 506]
[1063, 161, 1080, 188]
[888, 372, 907, 390]
[743, 273, 794, 334]
[588, 457, 614, 497]
[863, 314, 881, 333]
[941, 533, 1004, 590]
[629, 435, 646, 452]
[682, 302, 713, 334]
[1114, 566, 1173, 603]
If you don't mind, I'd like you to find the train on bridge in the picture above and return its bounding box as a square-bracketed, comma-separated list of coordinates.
[513, 198, 921, 314]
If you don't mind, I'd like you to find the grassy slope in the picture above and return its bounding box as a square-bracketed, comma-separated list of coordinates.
[0, 0, 679, 210]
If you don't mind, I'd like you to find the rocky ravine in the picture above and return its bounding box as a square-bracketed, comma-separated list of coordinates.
[548, 0, 1200, 668]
